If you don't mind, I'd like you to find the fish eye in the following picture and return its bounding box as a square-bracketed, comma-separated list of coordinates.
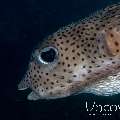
[38, 46, 59, 64]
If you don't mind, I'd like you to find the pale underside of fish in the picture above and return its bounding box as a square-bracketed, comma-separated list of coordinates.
[18, 3, 120, 100]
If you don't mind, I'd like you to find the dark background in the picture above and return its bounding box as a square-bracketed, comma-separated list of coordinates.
[0, 0, 120, 120]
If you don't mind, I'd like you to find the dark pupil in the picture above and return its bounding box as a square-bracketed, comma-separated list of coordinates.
[41, 48, 56, 62]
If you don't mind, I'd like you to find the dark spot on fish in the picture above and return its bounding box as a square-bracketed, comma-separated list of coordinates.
[116, 49, 119, 52]
[67, 64, 70, 67]
[114, 41, 119, 46]
[74, 63, 77, 66]
[65, 57, 69, 60]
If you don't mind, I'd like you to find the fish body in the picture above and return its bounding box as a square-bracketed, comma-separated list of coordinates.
[18, 3, 120, 100]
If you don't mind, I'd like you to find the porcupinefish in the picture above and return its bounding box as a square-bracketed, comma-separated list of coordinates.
[18, 3, 120, 100]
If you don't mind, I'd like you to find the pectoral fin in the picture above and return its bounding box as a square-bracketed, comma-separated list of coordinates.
[97, 27, 120, 56]
[105, 27, 120, 56]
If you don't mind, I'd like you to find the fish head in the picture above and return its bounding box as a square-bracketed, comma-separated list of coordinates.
[18, 33, 87, 99]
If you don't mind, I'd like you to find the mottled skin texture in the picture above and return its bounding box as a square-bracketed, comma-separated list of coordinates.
[18, 3, 120, 100]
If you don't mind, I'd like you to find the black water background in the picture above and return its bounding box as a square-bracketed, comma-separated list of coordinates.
[0, 0, 120, 120]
